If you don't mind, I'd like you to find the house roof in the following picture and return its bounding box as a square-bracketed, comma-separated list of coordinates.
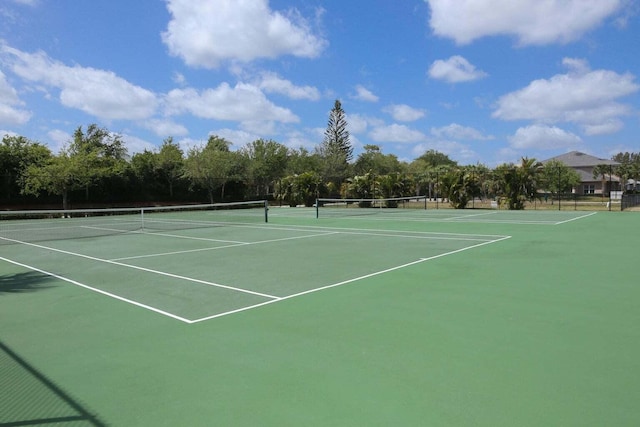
[574, 169, 620, 182]
[541, 151, 620, 167]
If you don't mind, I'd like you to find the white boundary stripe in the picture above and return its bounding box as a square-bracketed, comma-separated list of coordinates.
[82, 225, 248, 245]
[189, 235, 512, 323]
[1, 228, 512, 324]
[239, 222, 509, 240]
[111, 231, 339, 261]
[0, 235, 278, 299]
[554, 211, 598, 225]
[445, 211, 499, 220]
[0, 256, 193, 323]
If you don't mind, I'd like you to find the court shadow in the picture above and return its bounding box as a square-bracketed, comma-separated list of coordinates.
[0, 340, 107, 426]
[0, 271, 56, 294]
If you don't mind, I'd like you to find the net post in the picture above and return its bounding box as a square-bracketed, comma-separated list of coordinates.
[315, 198, 319, 219]
[264, 200, 269, 223]
[424, 196, 427, 210]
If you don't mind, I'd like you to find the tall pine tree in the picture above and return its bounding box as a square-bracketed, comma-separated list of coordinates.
[321, 99, 352, 161]
[318, 100, 352, 188]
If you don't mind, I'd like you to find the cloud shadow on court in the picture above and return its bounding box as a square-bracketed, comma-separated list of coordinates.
[0, 271, 57, 295]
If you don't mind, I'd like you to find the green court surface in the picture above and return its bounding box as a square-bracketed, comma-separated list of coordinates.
[1, 207, 639, 426]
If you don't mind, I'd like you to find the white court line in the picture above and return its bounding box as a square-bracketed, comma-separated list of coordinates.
[0, 235, 278, 299]
[0, 256, 194, 324]
[2, 228, 512, 324]
[554, 211, 598, 225]
[445, 211, 499, 220]
[238, 222, 509, 240]
[111, 231, 339, 261]
[337, 216, 562, 225]
[189, 235, 512, 323]
[327, 230, 492, 242]
[81, 225, 248, 244]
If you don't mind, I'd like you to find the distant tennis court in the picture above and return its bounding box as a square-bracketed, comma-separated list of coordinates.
[2, 203, 639, 426]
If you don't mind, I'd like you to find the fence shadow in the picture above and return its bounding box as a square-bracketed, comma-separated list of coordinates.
[0, 271, 56, 295]
[0, 340, 107, 426]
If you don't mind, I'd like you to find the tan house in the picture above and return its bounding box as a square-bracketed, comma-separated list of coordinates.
[541, 151, 621, 196]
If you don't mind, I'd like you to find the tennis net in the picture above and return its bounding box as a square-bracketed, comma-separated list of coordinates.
[0, 200, 268, 245]
[315, 196, 427, 218]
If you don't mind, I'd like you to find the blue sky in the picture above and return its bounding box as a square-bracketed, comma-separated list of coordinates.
[1, 0, 638, 166]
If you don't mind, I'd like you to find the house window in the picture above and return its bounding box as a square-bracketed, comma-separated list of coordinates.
[583, 184, 595, 195]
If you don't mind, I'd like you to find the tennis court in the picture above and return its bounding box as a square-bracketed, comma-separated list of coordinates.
[2, 203, 639, 426]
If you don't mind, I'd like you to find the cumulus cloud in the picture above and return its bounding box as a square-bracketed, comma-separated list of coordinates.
[352, 85, 379, 102]
[1, 44, 158, 121]
[493, 58, 638, 134]
[256, 72, 320, 100]
[428, 56, 487, 83]
[164, 83, 299, 124]
[210, 129, 259, 147]
[142, 119, 189, 137]
[508, 125, 582, 150]
[383, 104, 426, 122]
[426, 0, 624, 45]
[120, 134, 157, 155]
[162, 0, 327, 69]
[431, 123, 493, 140]
[45, 129, 71, 154]
[369, 124, 427, 143]
[0, 70, 31, 125]
[412, 140, 478, 163]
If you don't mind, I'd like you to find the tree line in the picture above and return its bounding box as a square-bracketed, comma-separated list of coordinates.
[1, 101, 639, 210]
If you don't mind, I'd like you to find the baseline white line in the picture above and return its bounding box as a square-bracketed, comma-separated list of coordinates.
[189, 235, 512, 323]
[0, 236, 278, 299]
[554, 211, 598, 225]
[0, 256, 193, 323]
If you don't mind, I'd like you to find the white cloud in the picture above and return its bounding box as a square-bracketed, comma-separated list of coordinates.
[257, 72, 320, 100]
[369, 124, 427, 143]
[0, 103, 31, 126]
[165, 83, 299, 124]
[120, 134, 156, 155]
[46, 129, 70, 154]
[508, 125, 582, 150]
[11, 0, 39, 6]
[0, 70, 31, 125]
[426, 0, 624, 45]
[582, 120, 624, 136]
[431, 123, 493, 140]
[0, 129, 19, 138]
[2, 45, 158, 121]
[383, 104, 426, 122]
[352, 85, 379, 102]
[210, 129, 258, 147]
[162, 0, 327, 69]
[142, 119, 189, 137]
[411, 140, 477, 163]
[172, 72, 186, 86]
[282, 129, 320, 150]
[429, 56, 487, 83]
[176, 137, 206, 153]
[493, 58, 638, 134]
[346, 114, 369, 134]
